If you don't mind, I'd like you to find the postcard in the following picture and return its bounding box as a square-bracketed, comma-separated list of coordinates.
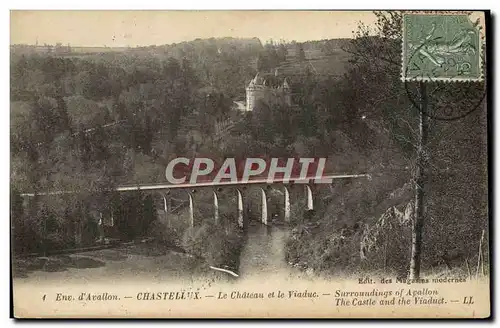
[10, 10, 490, 318]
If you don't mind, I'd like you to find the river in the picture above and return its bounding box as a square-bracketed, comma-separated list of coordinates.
[239, 222, 296, 279]
[13, 221, 303, 284]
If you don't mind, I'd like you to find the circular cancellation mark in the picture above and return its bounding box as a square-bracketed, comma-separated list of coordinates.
[403, 42, 487, 122]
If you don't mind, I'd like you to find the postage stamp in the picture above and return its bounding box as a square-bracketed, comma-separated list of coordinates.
[402, 13, 483, 82]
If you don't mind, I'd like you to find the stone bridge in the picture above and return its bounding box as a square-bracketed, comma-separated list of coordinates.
[20, 174, 371, 240]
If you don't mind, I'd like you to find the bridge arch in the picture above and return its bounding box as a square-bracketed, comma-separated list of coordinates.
[161, 192, 168, 213]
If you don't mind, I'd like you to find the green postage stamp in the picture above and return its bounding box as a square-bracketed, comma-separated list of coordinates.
[402, 12, 483, 81]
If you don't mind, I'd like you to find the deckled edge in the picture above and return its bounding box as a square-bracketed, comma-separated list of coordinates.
[401, 10, 485, 83]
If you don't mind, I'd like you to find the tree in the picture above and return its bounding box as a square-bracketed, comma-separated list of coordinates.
[55, 96, 70, 133]
[296, 43, 306, 62]
[264, 41, 279, 69]
[257, 53, 267, 72]
[277, 43, 288, 63]
[345, 11, 487, 279]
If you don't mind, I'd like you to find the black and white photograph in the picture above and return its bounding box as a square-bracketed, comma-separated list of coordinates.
[9, 10, 490, 318]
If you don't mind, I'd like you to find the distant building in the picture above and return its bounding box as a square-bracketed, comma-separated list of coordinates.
[245, 69, 292, 111]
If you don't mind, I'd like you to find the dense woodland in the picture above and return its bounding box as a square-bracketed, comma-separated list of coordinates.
[11, 12, 488, 277]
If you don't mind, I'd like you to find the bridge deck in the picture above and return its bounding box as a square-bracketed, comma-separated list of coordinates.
[20, 173, 371, 197]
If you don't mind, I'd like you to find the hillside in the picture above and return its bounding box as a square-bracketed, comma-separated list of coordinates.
[277, 50, 351, 78]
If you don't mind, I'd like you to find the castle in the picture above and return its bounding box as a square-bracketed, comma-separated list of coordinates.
[245, 70, 292, 111]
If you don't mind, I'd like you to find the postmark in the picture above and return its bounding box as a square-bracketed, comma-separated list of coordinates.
[403, 79, 486, 121]
[402, 12, 483, 82]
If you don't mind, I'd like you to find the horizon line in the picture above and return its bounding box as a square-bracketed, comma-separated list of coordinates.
[10, 35, 354, 49]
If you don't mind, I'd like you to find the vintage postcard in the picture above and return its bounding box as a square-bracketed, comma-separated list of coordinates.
[10, 10, 490, 318]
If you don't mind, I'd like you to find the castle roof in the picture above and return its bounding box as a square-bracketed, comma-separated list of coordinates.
[247, 72, 263, 88]
[247, 72, 290, 89]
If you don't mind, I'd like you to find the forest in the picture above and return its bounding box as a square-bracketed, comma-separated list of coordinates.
[11, 12, 488, 277]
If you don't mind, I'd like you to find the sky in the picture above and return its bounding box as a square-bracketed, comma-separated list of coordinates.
[11, 11, 378, 47]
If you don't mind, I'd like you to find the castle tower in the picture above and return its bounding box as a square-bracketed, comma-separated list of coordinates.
[246, 73, 265, 111]
[246, 75, 257, 112]
[245, 72, 291, 111]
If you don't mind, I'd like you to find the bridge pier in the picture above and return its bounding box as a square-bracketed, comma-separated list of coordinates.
[261, 188, 268, 225]
[160, 192, 171, 228]
[237, 189, 244, 229]
[188, 192, 194, 228]
[213, 191, 219, 225]
[305, 185, 314, 211]
[284, 186, 291, 223]
[162, 194, 168, 213]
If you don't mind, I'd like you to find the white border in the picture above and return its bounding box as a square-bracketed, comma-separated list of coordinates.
[2, 1, 498, 327]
